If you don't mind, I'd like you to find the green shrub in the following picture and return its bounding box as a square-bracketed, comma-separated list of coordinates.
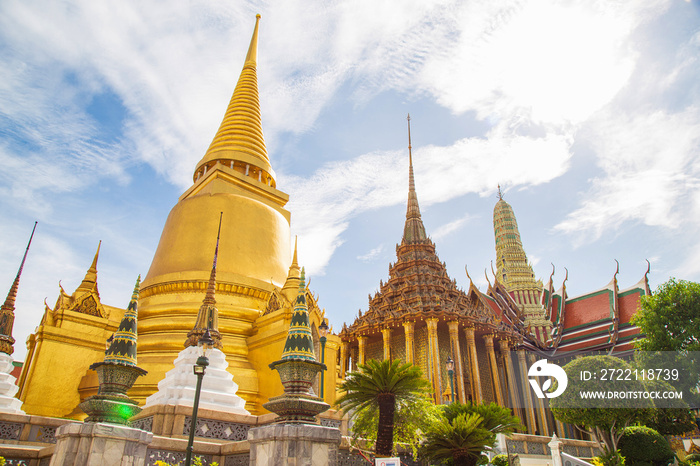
[491, 454, 509, 466]
[687, 454, 700, 463]
[592, 449, 626, 466]
[618, 426, 673, 466]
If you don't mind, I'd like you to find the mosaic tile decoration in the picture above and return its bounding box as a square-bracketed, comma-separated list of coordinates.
[224, 454, 249, 466]
[0, 421, 22, 440]
[320, 418, 342, 429]
[130, 415, 154, 432]
[28, 424, 57, 443]
[183, 416, 250, 441]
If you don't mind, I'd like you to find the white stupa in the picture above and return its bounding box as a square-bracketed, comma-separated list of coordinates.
[144, 346, 248, 414]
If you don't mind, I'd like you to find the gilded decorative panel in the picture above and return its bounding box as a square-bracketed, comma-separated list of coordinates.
[414, 325, 428, 380]
[365, 339, 382, 362]
[437, 326, 452, 399]
[390, 329, 405, 363]
[476, 340, 494, 402]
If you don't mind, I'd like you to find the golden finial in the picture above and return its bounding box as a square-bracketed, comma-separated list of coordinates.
[195, 14, 272, 184]
[497, 184, 503, 200]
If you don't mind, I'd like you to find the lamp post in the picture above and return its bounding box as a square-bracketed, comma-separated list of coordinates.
[318, 319, 328, 400]
[184, 329, 214, 466]
[446, 356, 455, 403]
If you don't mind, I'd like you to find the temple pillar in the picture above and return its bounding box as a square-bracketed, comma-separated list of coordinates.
[402, 321, 414, 364]
[339, 341, 348, 378]
[381, 328, 392, 361]
[499, 339, 518, 410]
[517, 350, 538, 434]
[357, 336, 367, 366]
[464, 327, 482, 403]
[426, 318, 442, 404]
[484, 334, 504, 405]
[447, 321, 466, 403]
[528, 352, 550, 436]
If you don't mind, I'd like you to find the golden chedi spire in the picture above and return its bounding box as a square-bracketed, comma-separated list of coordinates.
[193, 14, 275, 186]
[0, 222, 37, 355]
[402, 114, 427, 244]
[137, 15, 292, 413]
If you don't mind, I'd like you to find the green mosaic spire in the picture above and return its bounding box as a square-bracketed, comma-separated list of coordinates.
[281, 268, 316, 361]
[105, 275, 140, 366]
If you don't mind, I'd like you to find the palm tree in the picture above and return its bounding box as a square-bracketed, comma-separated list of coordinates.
[422, 412, 494, 466]
[443, 401, 524, 435]
[423, 402, 524, 465]
[336, 358, 431, 457]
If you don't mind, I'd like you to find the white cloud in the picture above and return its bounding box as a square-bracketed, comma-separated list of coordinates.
[431, 214, 474, 241]
[555, 107, 700, 241]
[357, 245, 385, 263]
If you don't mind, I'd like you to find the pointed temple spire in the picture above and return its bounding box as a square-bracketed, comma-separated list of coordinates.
[402, 114, 427, 244]
[185, 213, 224, 349]
[74, 241, 101, 297]
[494, 197, 535, 289]
[0, 222, 37, 355]
[282, 236, 301, 297]
[194, 14, 274, 185]
[281, 268, 316, 361]
[104, 276, 141, 366]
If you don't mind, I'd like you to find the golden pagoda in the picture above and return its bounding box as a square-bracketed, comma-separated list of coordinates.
[18, 242, 125, 417]
[493, 188, 552, 345]
[18, 15, 340, 417]
[340, 116, 518, 405]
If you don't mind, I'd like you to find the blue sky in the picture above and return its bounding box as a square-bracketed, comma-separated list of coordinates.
[1, 1, 699, 361]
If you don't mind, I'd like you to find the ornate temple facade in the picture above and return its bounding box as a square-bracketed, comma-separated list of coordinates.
[339, 119, 523, 409]
[339, 118, 648, 437]
[16, 16, 340, 418]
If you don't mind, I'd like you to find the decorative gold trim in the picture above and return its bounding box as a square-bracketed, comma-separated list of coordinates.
[140, 280, 270, 301]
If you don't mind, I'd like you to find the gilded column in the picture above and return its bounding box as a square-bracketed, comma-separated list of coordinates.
[464, 326, 482, 403]
[447, 321, 466, 402]
[484, 334, 504, 405]
[517, 350, 538, 434]
[340, 341, 348, 378]
[381, 328, 392, 361]
[528, 352, 550, 436]
[499, 339, 519, 410]
[403, 321, 415, 364]
[426, 318, 442, 403]
[358, 336, 367, 366]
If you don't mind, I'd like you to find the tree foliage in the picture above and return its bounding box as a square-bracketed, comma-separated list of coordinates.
[618, 426, 674, 466]
[633, 278, 700, 352]
[336, 359, 431, 457]
[639, 378, 696, 435]
[422, 413, 493, 466]
[347, 393, 440, 459]
[633, 279, 700, 406]
[422, 402, 524, 466]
